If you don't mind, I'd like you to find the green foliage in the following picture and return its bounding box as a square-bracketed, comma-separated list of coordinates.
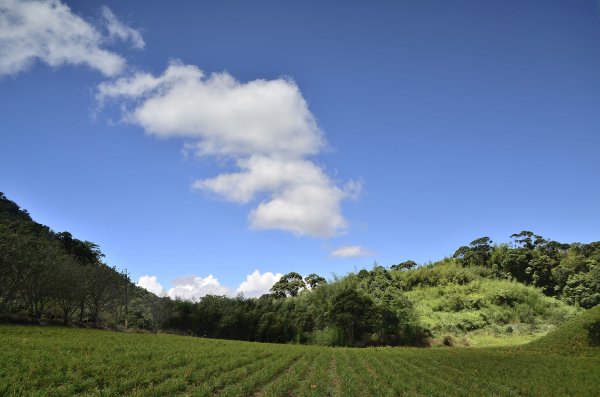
[0, 192, 32, 222]
[270, 272, 306, 298]
[451, 231, 599, 308]
[0, 192, 157, 330]
[453, 236, 494, 267]
[390, 260, 417, 270]
[167, 272, 427, 347]
[304, 273, 326, 289]
[329, 285, 374, 345]
[1, 191, 598, 349]
[406, 279, 577, 336]
[391, 259, 492, 289]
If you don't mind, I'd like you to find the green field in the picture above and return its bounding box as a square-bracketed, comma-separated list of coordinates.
[1, 323, 599, 397]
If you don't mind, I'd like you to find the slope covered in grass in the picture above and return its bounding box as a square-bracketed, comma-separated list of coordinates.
[392, 261, 579, 345]
[407, 279, 577, 333]
[528, 305, 600, 352]
[1, 324, 599, 396]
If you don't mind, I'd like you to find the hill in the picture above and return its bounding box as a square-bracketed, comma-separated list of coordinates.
[528, 305, 600, 352]
[388, 262, 579, 345]
[0, 192, 155, 329]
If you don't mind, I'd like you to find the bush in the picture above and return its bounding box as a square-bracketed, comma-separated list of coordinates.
[442, 335, 455, 347]
[587, 320, 600, 346]
[310, 327, 343, 346]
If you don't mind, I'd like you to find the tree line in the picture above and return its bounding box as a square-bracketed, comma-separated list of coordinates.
[167, 267, 428, 346]
[1, 192, 597, 346]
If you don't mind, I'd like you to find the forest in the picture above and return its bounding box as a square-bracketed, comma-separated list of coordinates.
[1, 192, 598, 347]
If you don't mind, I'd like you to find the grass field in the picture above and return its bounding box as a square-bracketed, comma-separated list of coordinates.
[1, 323, 599, 397]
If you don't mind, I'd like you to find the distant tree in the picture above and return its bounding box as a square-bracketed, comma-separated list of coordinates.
[0, 223, 26, 312]
[52, 255, 86, 325]
[304, 273, 326, 289]
[453, 245, 471, 262]
[469, 237, 493, 267]
[56, 232, 104, 263]
[87, 264, 121, 327]
[148, 294, 173, 334]
[270, 272, 306, 297]
[18, 238, 62, 322]
[526, 253, 556, 293]
[391, 260, 417, 271]
[453, 237, 493, 267]
[0, 192, 32, 222]
[511, 231, 546, 250]
[329, 286, 374, 345]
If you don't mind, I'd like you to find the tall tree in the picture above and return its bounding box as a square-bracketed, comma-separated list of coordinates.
[304, 274, 326, 289]
[329, 286, 374, 345]
[270, 272, 306, 297]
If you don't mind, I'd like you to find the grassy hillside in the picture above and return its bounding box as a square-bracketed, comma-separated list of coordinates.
[528, 305, 600, 352]
[405, 278, 578, 346]
[387, 261, 579, 346]
[1, 324, 599, 396]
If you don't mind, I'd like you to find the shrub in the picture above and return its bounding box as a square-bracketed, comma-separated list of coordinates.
[587, 320, 600, 346]
[310, 327, 343, 346]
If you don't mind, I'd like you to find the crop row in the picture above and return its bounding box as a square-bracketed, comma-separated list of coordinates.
[0, 326, 598, 396]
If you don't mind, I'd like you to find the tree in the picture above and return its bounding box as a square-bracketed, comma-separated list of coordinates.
[469, 237, 493, 267]
[391, 260, 417, 271]
[270, 272, 306, 297]
[52, 255, 86, 325]
[15, 231, 63, 323]
[0, 223, 26, 313]
[511, 231, 546, 250]
[304, 274, 326, 289]
[453, 237, 493, 267]
[86, 263, 121, 327]
[148, 294, 173, 334]
[329, 286, 374, 345]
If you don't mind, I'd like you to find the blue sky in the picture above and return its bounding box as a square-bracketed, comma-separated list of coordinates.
[1, 0, 599, 298]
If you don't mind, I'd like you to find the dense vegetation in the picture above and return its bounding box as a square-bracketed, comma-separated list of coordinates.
[1, 309, 599, 396]
[451, 234, 599, 308]
[0, 193, 159, 330]
[1, 192, 598, 347]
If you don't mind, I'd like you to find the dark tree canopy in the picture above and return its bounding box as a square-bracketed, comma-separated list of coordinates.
[391, 260, 417, 271]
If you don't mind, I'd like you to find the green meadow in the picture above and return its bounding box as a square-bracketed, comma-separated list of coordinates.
[1, 307, 599, 397]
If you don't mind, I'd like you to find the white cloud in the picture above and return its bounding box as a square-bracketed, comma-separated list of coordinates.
[97, 61, 360, 237]
[167, 274, 230, 300]
[196, 155, 353, 237]
[330, 245, 373, 258]
[137, 275, 166, 296]
[236, 270, 282, 298]
[136, 270, 287, 301]
[96, 62, 324, 158]
[100, 5, 144, 50]
[0, 0, 142, 76]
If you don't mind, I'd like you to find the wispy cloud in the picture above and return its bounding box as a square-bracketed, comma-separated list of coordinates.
[330, 245, 373, 258]
[100, 5, 145, 50]
[0, 0, 142, 76]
